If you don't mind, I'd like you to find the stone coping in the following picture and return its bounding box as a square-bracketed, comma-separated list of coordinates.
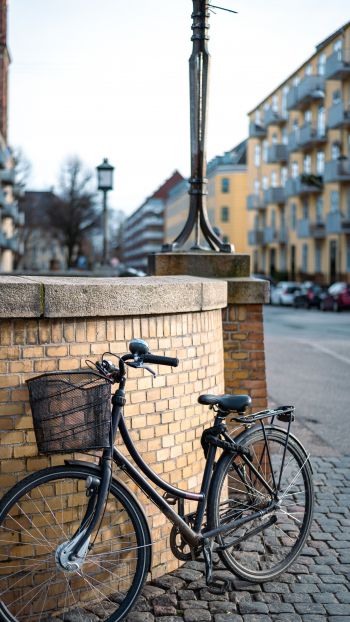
[0, 275, 227, 318]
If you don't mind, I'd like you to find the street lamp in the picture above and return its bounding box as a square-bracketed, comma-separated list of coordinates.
[96, 158, 114, 266]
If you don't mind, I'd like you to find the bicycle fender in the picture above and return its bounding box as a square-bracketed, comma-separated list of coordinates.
[230, 425, 314, 474]
[65, 459, 153, 571]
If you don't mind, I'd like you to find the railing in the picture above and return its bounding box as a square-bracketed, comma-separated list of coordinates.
[266, 144, 288, 163]
[324, 159, 350, 183]
[248, 229, 264, 245]
[326, 211, 350, 234]
[287, 131, 300, 153]
[0, 168, 15, 185]
[249, 121, 267, 138]
[309, 221, 326, 239]
[325, 48, 350, 80]
[298, 123, 326, 149]
[263, 226, 275, 244]
[246, 194, 265, 210]
[287, 75, 325, 110]
[263, 187, 286, 205]
[297, 219, 310, 238]
[286, 174, 323, 197]
[264, 107, 287, 126]
[327, 102, 350, 129]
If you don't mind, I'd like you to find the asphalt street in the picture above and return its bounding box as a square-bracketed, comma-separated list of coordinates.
[264, 305, 350, 456]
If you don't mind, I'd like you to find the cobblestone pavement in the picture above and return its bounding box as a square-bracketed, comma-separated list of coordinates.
[127, 453, 350, 622]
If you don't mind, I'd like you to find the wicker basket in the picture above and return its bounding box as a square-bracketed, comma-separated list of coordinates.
[26, 371, 112, 455]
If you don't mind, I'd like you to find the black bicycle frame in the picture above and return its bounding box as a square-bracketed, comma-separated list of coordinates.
[111, 405, 277, 549]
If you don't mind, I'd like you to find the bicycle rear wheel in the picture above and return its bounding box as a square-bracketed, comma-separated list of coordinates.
[0, 465, 151, 622]
[208, 427, 314, 582]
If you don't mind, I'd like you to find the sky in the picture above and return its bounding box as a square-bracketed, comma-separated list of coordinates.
[7, 0, 350, 215]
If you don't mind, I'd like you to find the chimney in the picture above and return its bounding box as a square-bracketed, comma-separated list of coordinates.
[0, 0, 9, 142]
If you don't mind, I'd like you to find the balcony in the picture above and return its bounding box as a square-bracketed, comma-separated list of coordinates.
[286, 174, 323, 197]
[266, 144, 288, 163]
[298, 123, 327, 150]
[249, 121, 267, 139]
[0, 230, 6, 248]
[327, 102, 350, 129]
[297, 219, 310, 238]
[277, 226, 289, 244]
[286, 75, 325, 111]
[287, 131, 300, 153]
[324, 159, 350, 183]
[0, 168, 15, 185]
[248, 228, 264, 245]
[263, 187, 286, 205]
[325, 48, 350, 80]
[326, 211, 350, 235]
[246, 194, 265, 210]
[263, 226, 276, 244]
[264, 107, 288, 127]
[309, 220, 326, 239]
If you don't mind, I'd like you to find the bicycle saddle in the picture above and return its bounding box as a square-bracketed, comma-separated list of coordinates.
[198, 393, 252, 413]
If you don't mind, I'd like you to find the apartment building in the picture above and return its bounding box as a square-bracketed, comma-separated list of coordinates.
[164, 140, 248, 252]
[0, 0, 23, 272]
[122, 171, 184, 271]
[247, 20, 350, 283]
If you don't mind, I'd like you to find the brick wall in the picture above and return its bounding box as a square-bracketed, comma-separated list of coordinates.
[0, 309, 224, 577]
[222, 303, 267, 412]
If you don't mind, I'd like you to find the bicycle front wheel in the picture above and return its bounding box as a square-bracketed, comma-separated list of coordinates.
[208, 427, 314, 582]
[0, 465, 151, 622]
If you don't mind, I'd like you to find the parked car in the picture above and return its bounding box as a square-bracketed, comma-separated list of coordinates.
[319, 282, 350, 312]
[293, 283, 325, 309]
[271, 281, 302, 306]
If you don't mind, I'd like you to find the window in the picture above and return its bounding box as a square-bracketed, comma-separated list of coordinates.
[254, 144, 261, 167]
[290, 203, 297, 230]
[221, 206, 229, 222]
[271, 132, 278, 145]
[302, 199, 309, 221]
[330, 190, 340, 213]
[255, 110, 261, 124]
[262, 140, 269, 163]
[317, 53, 326, 76]
[331, 142, 341, 160]
[222, 235, 229, 244]
[254, 179, 260, 195]
[271, 209, 276, 231]
[305, 63, 313, 76]
[293, 76, 300, 87]
[221, 178, 230, 193]
[272, 94, 279, 112]
[303, 155, 312, 174]
[317, 151, 325, 175]
[281, 166, 288, 187]
[346, 189, 350, 220]
[304, 109, 312, 124]
[347, 240, 350, 273]
[302, 243, 308, 272]
[291, 161, 299, 178]
[316, 196, 323, 222]
[334, 39, 343, 59]
[332, 89, 341, 104]
[315, 244, 322, 272]
[282, 128, 288, 145]
[317, 106, 325, 137]
[282, 87, 289, 118]
[271, 171, 278, 188]
[262, 175, 269, 190]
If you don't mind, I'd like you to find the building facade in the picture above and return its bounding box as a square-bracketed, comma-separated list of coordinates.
[247, 21, 350, 283]
[0, 0, 23, 272]
[122, 171, 183, 271]
[164, 141, 248, 253]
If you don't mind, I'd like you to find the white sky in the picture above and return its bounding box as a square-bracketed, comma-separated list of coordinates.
[7, 0, 350, 214]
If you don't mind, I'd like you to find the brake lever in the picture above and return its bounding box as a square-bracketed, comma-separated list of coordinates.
[127, 361, 157, 378]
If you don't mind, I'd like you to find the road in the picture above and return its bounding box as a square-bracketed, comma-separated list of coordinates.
[263, 305, 350, 455]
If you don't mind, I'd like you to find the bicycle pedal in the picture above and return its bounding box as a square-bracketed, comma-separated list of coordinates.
[207, 577, 232, 595]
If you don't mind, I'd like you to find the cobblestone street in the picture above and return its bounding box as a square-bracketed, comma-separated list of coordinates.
[126, 453, 350, 622]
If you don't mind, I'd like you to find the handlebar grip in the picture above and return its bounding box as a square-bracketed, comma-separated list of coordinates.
[143, 353, 179, 367]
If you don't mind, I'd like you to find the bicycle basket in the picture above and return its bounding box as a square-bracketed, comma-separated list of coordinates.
[26, 371, 112, 455]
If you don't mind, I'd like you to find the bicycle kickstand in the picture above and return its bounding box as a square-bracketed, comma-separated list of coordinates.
[203, 538, 233, 595]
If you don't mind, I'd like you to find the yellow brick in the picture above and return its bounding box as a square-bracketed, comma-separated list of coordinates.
[58, 358, 80, 371]
[0, 374, 20, 388]
[90, 342, 109, 355]
[63, 322, 75, 342]
[34, 359, 57, 372]
[23, 346, 44, 358]
[70, 344, 90, 356]
[46, 346, 68, 357]
[51, 320, 63, 343]
[9, 360, 33, 373]
[1, 431, 24, 445]
[0, 321, 11, 345]
[15, 416, 33, 429]
[14, 444, 37, 458]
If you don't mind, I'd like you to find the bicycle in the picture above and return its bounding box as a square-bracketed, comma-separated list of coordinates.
[0, 338, 314, 622]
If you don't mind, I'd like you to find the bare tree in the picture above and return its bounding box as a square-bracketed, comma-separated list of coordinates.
[47, 157, 98, 268]
[12, 147, 32, 191]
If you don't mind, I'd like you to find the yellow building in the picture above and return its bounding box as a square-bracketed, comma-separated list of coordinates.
[164, 140, 249, 253]
[247, 20, 350, 283]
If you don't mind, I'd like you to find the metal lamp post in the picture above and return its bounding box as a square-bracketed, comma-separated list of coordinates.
[96, 158, 114, 266]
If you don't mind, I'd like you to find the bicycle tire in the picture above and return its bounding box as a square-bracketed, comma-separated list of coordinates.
[207, 426, 314, 582]
[0, 464, 151, 622]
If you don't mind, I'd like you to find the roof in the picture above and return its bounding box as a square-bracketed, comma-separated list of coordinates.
[248, 19, 350, 115]
[151, 170, 184, 200]
[207, 139, 247, 174]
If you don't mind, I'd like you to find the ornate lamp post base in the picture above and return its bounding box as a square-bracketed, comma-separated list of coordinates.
[163, 0, 234, 254]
